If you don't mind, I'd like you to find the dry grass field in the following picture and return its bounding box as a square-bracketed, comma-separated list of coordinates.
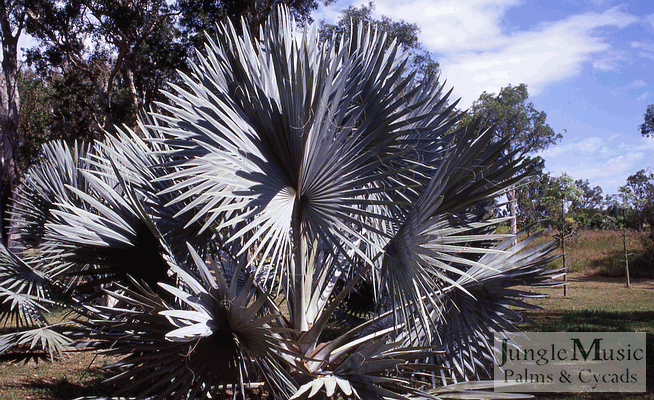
[526, 229, 650, 278]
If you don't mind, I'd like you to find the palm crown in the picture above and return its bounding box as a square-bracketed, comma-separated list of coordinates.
[0, 7, 561, 399]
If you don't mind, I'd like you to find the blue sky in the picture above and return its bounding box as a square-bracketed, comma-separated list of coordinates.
[315, 0, 654, 195]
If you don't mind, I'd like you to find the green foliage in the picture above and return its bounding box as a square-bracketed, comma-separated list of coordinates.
[19, 0, 333, 140]
[626, 169, 654, 224]
[16, 70, 53, 168]
[572, 179, 603, 211]
[464, 84, 562, 155]
[24, 0, 187, 134]
[515, 156, 548, 231]
[641, 104, 654, 137]
[540, 173, 583, 238]
[623, 169, 654, 267]
[518, 169, 603, 236]
[1, 7, 561, 399]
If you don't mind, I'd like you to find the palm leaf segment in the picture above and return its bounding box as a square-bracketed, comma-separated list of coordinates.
[0, 243, 52, 327]
[10, 138, 174, 290]
[17, 138, 182, 291]
[94, 115, 218, 265]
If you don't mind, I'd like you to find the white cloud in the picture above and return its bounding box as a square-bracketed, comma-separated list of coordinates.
[592, 50, 630, 72]
[632, 41, 654, 61]
[646, 13, 654, 28]
[315, 2, 639, 107]
[638, 91, 652, 101]
[598, 146, 615, 157]
[439, 6, 638, 106]
[314, 2, 644, 96]
[591, 0, 615, 5]
[538, 133, 654, 193]
[631, 41, 654, 52]
[627, 79, 647, 89]
[545, 135, 653, 161]
[371, 0, 521, 52]
[540, 137, 606, 158]
[548, 153, 643, 183]
[623, 135, 654, 152]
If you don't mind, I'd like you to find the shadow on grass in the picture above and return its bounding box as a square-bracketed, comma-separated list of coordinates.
[0, 352, 50, 364]
[522, 310, 654, 398]
[524, 310, 654, 332]
[6, 366, 125, 400]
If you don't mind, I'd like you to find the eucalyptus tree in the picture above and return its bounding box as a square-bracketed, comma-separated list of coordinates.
[0, 0, 26, 246]
[462, 84, 562, 241]
[641, 104, 654, 137]
[24, 0, 186, 134]
[0, 7, 561, 399]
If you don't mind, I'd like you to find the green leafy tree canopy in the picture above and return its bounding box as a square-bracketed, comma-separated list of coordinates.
[465, 83, 562, 155]
[641, 104, 654, 137]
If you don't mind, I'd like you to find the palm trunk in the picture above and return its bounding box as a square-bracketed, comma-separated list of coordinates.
[291, 196, 309, 333]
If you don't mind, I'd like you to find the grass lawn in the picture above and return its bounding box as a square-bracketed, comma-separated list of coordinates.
[513, 273, 654, 400]
[513, 229, 653, 399]
[0, 309, 123, 400]
[0, 230, 652, 399]
[0, 350, 122, 400]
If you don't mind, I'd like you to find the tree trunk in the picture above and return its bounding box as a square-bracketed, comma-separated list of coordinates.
[0, 0, 23, 247]
[622, 207, 630, 289]
[507, 186, 517, 246]
[125, 67, 139, 111]
[561, 200, 567, 296]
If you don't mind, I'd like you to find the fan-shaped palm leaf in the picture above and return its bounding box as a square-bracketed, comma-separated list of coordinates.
[0, 243, 53, 327]
[79, 245, 296, 400]
[0, 244, 72, 359]
[10, 140, 94, 278]
[291, 337, 437, 400]
[0, 325, 71, 360]
[91, 115, 218, 264]
[43, 153, 172, 290]
[380, 121, 531, 339]
[153, 8, 464, 334]
[430, 232, 563, 383]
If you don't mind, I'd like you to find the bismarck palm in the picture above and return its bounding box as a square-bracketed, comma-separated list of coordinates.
[1, 7, 561, 399]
